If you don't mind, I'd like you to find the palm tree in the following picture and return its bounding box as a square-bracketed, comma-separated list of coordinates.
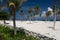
[0, 6, 1, 12]
[0, 4, 3, 12]
[52, 0, 57, 30]
[45, 11, 51, 21]
[57, 11, 60, 15]
[0, 0, 2, 12]
[7, 0, 25, 35]
[20, 9, 24, 21]
[33, 6, 40, 21]
[27, 8, 32, 23]
[0, 11, 11, 26]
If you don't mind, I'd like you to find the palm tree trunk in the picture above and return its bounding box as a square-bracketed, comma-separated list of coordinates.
[20, 16, 22, 22]
[4, 20, 6, 27]
[46, 16, 48, 21]
[4, 20, 6, 24]
[29, 17, 31, 23]
[0, 6, 1, 12]
[53, 0, 57, 30]
[53, 12, 56, 30]
[39, 16, 41, 21]
[47, 17, 49, 21]
[13, 12, 16, 35]
[36, 18, 37, 21]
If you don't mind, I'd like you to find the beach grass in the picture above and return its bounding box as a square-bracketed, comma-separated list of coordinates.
[0, 25, 38, 40]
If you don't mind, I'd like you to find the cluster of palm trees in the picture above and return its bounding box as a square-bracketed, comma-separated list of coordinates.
[0, 0, 25, 35]
[6, 0, 40, 35]
[27, 6, 40, 23]
[0, 0, 60, 35]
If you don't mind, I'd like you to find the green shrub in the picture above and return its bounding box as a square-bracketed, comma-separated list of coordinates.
[0, 25, 38, 40]
[26, 35, 38, 40]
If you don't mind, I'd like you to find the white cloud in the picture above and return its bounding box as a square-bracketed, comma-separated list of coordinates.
[41, 7, 54, 17]
[48, 7, 52, 11]
[48, 7, 54, 16]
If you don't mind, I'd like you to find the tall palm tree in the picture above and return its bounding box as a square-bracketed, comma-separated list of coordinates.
[20, 9, 24, 21]
[52, 0, 57, 30]
[27, 8, 32, 23]
[33, 6, 40, 21]
[45, 11, 51, 21]
[7, 0, 25, 35]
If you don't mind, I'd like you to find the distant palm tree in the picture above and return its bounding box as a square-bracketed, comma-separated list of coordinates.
[27, 8, 32, 23]
[57, 11, 60, 15]
[45, 11, 51, 21]
[0, 11, 11, 26]
[33, 6, 40, 21]
[20, 9, 24, 21]
[7, 0, 25, 35]
[52, 0, 57, 30]
[0, 6, 1, 12]
[0, 5, 2, 12]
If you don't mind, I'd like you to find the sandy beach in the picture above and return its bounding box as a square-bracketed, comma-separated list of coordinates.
[0, 20, 60, 40]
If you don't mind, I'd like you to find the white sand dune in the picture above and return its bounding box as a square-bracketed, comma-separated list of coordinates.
[0, 20, 60, 40]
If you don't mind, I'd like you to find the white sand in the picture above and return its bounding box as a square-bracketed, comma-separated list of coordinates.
[0, 20, 60, 40]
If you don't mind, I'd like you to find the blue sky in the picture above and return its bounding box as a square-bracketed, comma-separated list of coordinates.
[0, 0, 60, 20]
[22, 0, 60, 11]
[0, 0, 60, 11]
